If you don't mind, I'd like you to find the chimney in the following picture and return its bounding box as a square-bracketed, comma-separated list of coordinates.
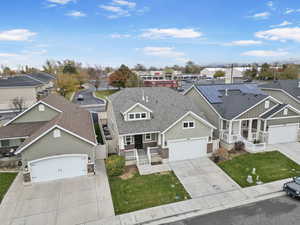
[146, 96, 149, 103]
[298, 81, 300, 88]
[142, 89, 145, 101]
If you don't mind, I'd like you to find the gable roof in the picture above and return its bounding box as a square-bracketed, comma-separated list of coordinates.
[260, 80, 300, 102]
[2, 94, 97, 154]
[108, 87, 209, 135]
[195, 83, 269, 120]
[260, 104, 287, 119]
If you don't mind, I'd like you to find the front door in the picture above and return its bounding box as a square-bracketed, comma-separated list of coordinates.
[134, 135, 143, 149]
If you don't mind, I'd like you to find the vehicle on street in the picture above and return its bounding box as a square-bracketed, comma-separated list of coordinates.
[77, 94, 84, 101]
[283, 177, 300, 198]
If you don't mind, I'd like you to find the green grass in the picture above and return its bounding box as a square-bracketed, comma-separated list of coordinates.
[108, 171, 190, 214]
[218, 151, 300, 187]
[64, 91, 74, 101]
[0, 173, 17, 203]
[95, 90, 118, 99]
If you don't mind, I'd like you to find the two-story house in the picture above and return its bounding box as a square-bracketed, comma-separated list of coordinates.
[185, 83, 300, 151]
[107, 87, 216, 165]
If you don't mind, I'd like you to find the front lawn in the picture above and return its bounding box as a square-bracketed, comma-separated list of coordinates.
[108, 169, 190, 214]
[95, 90, 118, 99]
[0, 173, 17, 203]
[218, 151, 300, 187]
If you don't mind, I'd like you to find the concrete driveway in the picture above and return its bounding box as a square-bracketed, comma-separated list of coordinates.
[170, 157, 241, 199]
[0, 160, 114, 225]
[270, 142, 300, 164]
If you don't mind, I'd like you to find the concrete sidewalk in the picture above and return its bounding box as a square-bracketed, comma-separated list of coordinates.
[84, 176, 288, 225]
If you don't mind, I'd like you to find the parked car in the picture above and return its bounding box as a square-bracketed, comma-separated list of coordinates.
[77, 94, 84, 101]
[283, 177, 300, 198]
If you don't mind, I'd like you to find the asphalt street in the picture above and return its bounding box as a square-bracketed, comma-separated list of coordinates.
[163, 196, 300, 225]
[72, 88, 105, 106]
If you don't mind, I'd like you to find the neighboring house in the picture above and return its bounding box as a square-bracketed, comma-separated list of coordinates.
[260, 80, 300, 111]
[0, 73, 55, 113]
[107, 87, 216, 165]
[200, 67, 249, 79]
[185, 83, 300, 149]
[0, 94, 97, 183]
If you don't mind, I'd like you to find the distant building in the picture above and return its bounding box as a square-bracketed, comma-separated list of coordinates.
[143, 80, 179, 88]
[200, 67, 252, 79]
[134, 70, 183, 80]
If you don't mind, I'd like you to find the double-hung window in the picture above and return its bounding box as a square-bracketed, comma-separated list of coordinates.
[125, 136, 132, 145]
[183, 121, 195, 129]
[145, 133, 152, 141]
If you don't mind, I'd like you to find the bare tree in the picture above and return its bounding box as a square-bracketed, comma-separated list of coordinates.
[11, 97, 25, 113]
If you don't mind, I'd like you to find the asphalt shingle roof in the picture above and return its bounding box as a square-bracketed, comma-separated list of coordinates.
[108, 87, 207, 135]
[260, 80, 300, 101]
[260, 104, 287, 119]
[195, 84, 268, 119]
[0, 75, 42, 87]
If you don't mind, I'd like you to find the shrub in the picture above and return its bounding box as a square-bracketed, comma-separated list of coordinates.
[106, 155, 125, 177]
[234, 141, 245, 152]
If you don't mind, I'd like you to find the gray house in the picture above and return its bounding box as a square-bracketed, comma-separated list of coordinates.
[107, 87, 216, 165]
[185, 84, 300, 150]
[0, 94, 97, 183]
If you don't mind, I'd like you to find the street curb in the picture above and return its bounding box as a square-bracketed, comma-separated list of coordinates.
[69, 92, 75, 101]
[92, 91, 107, 105]
[141, 192, 286, 225]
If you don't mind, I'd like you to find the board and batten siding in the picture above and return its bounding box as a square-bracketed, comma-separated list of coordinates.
[263, 89, 300, 111]
[237, 99, 277, 119]
[267, 117, 300, 126]
[164, 114, 212, 143]
[186, 87, 220, 128]
[21, 128, 95, 165]
[0, 87, 37, 111]
[12, 103, 59, 124]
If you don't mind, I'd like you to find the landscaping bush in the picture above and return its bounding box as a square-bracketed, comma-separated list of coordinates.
[106, 155, 125, 177]
[234, 141, 245, 152]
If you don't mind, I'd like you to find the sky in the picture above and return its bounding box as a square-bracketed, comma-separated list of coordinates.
[1, 0, 300, 68]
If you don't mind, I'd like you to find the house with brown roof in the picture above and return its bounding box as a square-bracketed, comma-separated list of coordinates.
[0, 94, 97, 183]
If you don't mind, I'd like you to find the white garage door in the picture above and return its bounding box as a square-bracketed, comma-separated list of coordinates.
[168, 138, 208, 162]
[29, 154, 88, 183]
[268, 124, 299, 145]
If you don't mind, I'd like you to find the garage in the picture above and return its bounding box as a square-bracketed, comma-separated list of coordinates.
[29, 154, 88, 183]
[268, 124, 299, 144]
[168, 138, 208, 162]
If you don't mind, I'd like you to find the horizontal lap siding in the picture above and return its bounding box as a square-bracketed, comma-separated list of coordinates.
[263, 89, 300, 111]
[237, 99, 276, 119]
[267, 117, 300, 126]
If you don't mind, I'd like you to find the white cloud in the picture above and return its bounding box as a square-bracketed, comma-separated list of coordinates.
[112, 0, 136, 8]
[267, 1, 273, 7]
[47, 0, 74, 5]
[284, 8, 300, 14]
[99, 5, 129, 18]
[270, 21, 292, 28]
[255, 27, 300, 42]
[241, 50, 288, 57]
[141, 28, 202, 39]
[143, 47, 185, 58]
[250, 12, 270, 19]
[0, 53, 20, 57]
[225, 40, 262, 46]
[66, 11, 86, 17]
[0, 29, 37, 41]
[110, 33, 131, 38]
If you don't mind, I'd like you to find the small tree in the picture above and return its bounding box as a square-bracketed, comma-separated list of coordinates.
[55, 74, 79, 97]
[11, 97, 25, 113]
[108, 64, 139, 89]
[214, 70, 225, 78]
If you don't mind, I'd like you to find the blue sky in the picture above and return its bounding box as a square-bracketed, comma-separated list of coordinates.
[1, 0, 300, 68]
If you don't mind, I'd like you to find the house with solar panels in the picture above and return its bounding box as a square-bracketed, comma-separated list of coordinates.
[185, 83, 300, 151]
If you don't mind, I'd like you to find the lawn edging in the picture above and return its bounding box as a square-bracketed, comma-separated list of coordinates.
[0, 172, 19, 204]
[92, 91, 107, 105]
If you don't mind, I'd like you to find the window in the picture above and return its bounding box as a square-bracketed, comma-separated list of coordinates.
[283, 108, 288, 115]
[53, 129, 61, 138]
[183, 121, 195, 129]
[265, 100, 270, 109]
[38, 104, 45, 112]
[129, 114, 134, 119]
[125, 136, 132, 145]
[128, 112, 148, 120]
[0, 140, 9, 147]
[145, 133, 152, 141]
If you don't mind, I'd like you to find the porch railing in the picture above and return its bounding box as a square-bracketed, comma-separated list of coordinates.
[124, 149, 139, 162]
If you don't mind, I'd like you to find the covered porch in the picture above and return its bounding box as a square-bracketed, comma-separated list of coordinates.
[220, 118, 267, 151]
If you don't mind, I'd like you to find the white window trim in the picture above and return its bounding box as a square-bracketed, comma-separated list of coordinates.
[53, 129, 61, 138]
[128, 112, 148, 121]
[283, 108, 288, 116]
[182, 121, 195, 129]
[125, 136, 133, 145]
[145, 133, 152, 141]
[265, 100, 270, 109]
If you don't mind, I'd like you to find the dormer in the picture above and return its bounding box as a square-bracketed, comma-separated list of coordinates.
[122, 103, 153, 121]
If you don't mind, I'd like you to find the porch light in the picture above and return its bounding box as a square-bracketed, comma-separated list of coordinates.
[18, 161, 22, 167]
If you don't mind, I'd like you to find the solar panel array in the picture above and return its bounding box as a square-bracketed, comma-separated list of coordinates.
[197, 84, 264, 104]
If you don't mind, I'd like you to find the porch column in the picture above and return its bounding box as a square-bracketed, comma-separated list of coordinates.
[119, 136, 125, 151]
[257, 120, 261, 140]
[248, 119, 253, 141]
[228, 120, 232, 143]
[158, 133, 161, 145]
[238, 120, 242, 137]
